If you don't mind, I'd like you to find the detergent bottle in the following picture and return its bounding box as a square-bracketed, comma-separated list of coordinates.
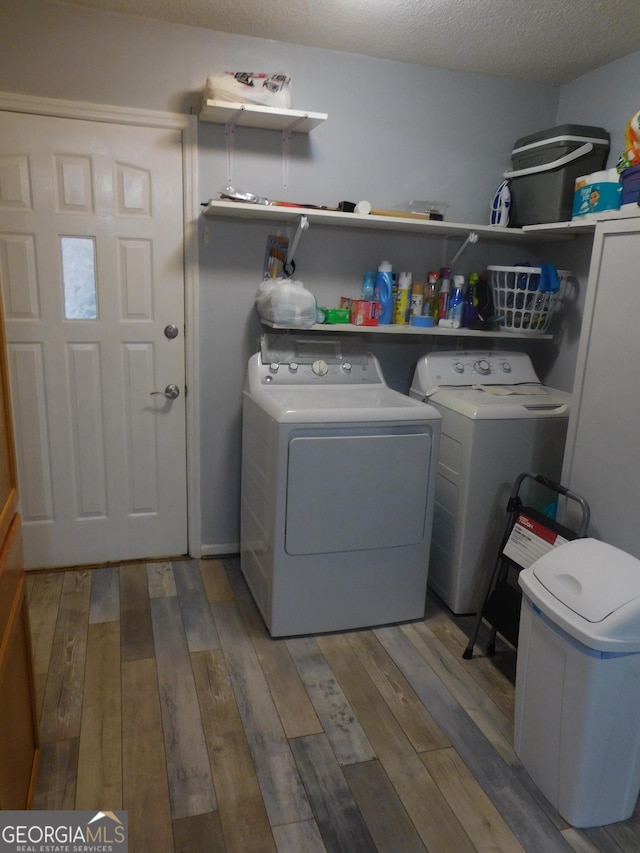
[375, 261, 394, 324]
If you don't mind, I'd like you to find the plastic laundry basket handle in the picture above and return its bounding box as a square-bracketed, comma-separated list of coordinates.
[503, 142, 593, 179]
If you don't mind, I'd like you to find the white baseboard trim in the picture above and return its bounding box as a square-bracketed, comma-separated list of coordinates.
[200, 543, 240, 558]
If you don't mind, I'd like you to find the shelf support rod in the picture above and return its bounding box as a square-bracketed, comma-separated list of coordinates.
[224, 107, 245, 184]
[448, 231, 479, 268]
[281, 115, 308, 188]
[284, 215, 309, 275]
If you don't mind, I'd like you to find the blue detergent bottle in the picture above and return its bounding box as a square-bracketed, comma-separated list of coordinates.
[375, 261, 393, 324]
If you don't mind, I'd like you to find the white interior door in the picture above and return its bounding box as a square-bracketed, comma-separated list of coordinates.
[0, 111, 188, 568]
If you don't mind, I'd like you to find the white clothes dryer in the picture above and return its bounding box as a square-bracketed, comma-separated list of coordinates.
[410, 350, 570, 615]
[241, 334, 441, 637]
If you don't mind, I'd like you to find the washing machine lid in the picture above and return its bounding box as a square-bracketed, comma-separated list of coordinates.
[520, 539, 640, 652]
[427, 385, 571, 419]
[246, 383, 442, 423]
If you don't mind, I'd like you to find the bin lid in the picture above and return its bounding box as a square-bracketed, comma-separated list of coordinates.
[513, 124, 610, 151]
[519, 538, 640, 652]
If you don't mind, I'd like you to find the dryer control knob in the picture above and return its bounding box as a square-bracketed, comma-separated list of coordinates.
[312, 359, 329, 376]
[269, 362, 280, 374]
[474, 359, 490, 375]
[289, 362, 299, 373]
[454, 362, 465, 374]
[501, 361, 512, 373]
[341, 362, 352, 373]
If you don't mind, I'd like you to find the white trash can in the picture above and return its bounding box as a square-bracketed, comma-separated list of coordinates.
[515, 538, 640, 828]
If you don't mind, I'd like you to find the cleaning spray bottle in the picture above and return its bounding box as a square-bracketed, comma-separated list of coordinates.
[361, 270, 375, 301]
[439, 275, 465, 328]
[463, 272, 479, 327]
[438, 267, 452, 321]
[394, 271, 412, 324]
[448, 275, 465, 328]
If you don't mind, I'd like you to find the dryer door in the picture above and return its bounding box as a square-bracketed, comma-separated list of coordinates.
[285, 425, 435, 555]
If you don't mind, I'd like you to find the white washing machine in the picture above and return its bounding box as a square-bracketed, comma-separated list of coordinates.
[241, 334, 441, 637]
[410, 350, 570, 615]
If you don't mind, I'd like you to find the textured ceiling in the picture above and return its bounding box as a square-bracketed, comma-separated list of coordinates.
[52, 0, 640, 85]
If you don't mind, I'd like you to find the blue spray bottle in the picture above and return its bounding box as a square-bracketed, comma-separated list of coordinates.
[361, 270, 375, 301]
[375, 260, 394, 324]
[447, 275, 465, 328]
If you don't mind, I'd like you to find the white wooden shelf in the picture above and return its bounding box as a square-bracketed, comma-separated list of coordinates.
[199, 99, 328, 133]
[522, 209, 640, 235]
[263, 321, 551, 340]
[522, 220, 595, 235]
[203, 199, 530, 240]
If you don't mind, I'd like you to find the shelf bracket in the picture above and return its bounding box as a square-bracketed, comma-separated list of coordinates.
[224, 107, 245, 184]
[283, 215, 309, 276]
[447, 231, 479, 268]
[281, 114, 308, 188]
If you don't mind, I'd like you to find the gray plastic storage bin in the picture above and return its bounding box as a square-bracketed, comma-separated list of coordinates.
[515, 538, 640, 827]
[505, 124, 609, 226]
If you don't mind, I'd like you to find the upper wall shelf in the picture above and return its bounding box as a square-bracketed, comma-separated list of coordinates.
[202, 199, 532, 240]
[522, 220, 595, 235]
[199, 99, 328, 133]
[522, 208, 640, 234]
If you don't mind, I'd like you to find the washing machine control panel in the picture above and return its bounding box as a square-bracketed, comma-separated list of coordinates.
[412, 350, 541, 394]
[259, 334, 383, 385]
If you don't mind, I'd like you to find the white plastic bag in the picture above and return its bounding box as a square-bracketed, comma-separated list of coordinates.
[206, 73, 293, 109]
[255, 278, 316, 328]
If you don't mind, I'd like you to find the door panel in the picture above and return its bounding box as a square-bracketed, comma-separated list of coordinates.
[286, 429, 433, 555]
[0, 111, 187, 568]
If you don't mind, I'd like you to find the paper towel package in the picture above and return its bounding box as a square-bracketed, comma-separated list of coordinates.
[205, 73, 293, 109]
[572, 168, 621, 220]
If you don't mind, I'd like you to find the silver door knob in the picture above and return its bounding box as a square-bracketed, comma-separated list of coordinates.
[150, 384, 180, 399]
[164, 324, 180, 339]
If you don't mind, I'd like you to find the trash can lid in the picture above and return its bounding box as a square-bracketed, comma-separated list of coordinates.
[519, 538, 640, 652]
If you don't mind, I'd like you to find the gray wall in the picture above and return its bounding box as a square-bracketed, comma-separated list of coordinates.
[557, 51, 640, 168]
[0, 0, 637, 553]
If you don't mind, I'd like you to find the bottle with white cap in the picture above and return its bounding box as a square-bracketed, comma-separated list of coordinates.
[375, 260, 394, 324]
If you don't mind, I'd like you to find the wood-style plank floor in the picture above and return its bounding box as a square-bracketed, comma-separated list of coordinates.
[26, 557, 640, 853]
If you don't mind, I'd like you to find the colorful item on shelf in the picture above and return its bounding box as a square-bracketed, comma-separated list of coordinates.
[205, 72, 293, 109]
[617, 109, 640, 172]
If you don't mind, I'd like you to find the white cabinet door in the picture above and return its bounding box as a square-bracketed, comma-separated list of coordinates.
[562, 216, 640, 556]
[0, 111, 188, 568]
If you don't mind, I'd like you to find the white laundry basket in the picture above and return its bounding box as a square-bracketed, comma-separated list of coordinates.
[488, 266, 569, 334]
